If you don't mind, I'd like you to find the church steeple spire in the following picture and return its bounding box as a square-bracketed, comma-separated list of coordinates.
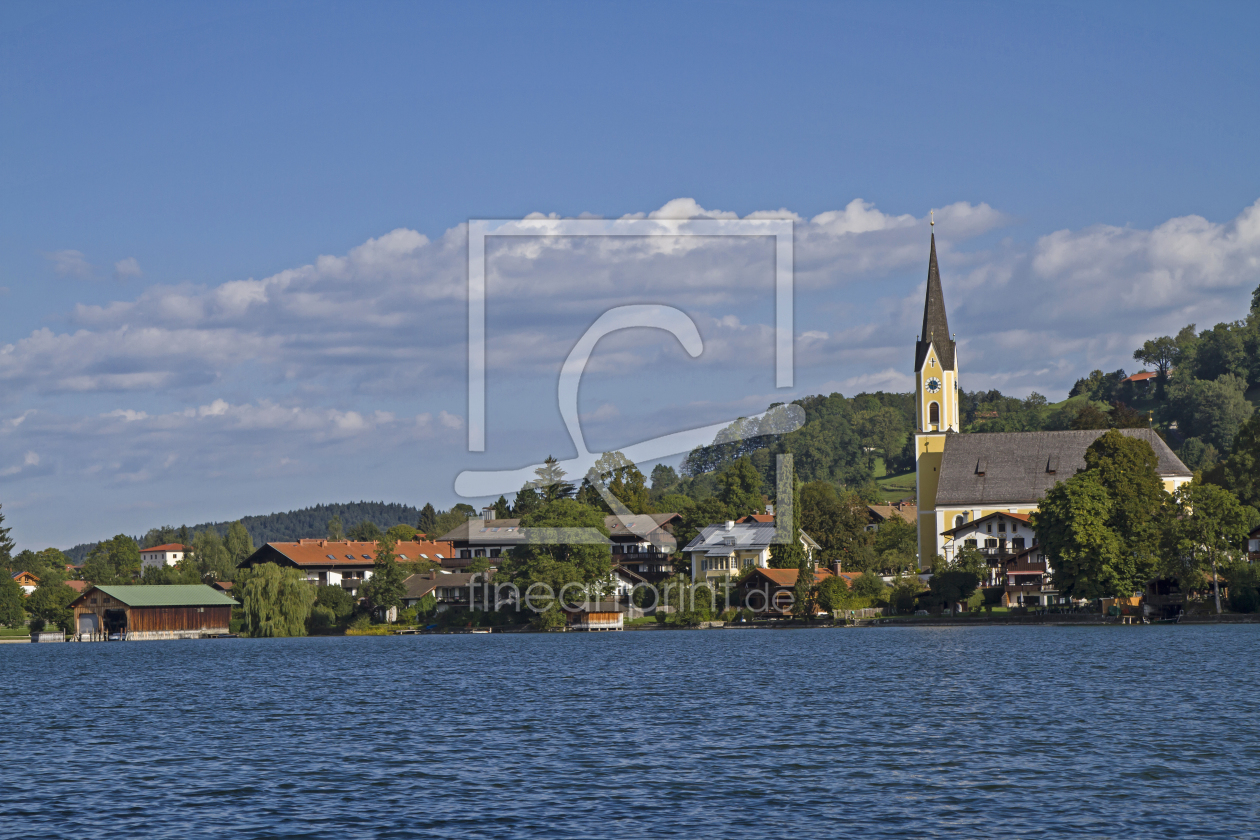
[915, 232, 955, 372]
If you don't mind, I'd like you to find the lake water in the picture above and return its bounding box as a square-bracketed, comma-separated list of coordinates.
[2, 626, 1258, 839]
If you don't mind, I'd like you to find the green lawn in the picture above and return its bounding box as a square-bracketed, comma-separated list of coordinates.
[0, 627, 31, 638]
[873, 456, 915, 503]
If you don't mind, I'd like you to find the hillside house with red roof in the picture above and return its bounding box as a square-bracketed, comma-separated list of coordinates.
[238, 536, 453, 596]
[140, 543, 188, 570]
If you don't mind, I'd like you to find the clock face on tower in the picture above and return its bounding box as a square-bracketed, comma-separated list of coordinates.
[926, 377, 941, 394]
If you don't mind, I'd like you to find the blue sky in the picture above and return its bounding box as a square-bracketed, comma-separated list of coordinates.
[2, 1, 1259, 549]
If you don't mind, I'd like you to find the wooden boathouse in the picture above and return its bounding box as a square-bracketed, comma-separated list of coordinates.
[70, 584, 237, 641]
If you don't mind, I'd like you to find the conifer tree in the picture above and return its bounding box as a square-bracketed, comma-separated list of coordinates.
[417, 504, 437, 535]
[0, 504, 14, 570]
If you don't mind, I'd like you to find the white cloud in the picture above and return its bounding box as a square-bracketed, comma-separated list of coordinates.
[439, 410, 463, 429]
[113, 257, 143, 280]
[45, 249, 94, 278]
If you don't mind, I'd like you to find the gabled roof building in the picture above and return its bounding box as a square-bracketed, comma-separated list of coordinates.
[912, 228, 1192, 566]
[69, 584, 237, 640]
[683, 520, 821, 584]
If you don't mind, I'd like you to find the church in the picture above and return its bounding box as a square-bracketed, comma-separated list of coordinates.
[912, 229, 1193, 568]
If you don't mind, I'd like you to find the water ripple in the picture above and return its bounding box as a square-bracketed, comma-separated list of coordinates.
[1, 626, 1258, 838]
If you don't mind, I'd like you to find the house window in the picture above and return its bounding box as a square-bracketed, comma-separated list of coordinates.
[985, 539, 997, 548]
[490, 549, 501, 558]
[986, 523, 992, 533]
[954, 515, 965, 529]
[460, 549, 472, 559]
[474, 549, 485, 558]
[998, 522, 1006, 533]
[964, 539, 977, 549]
[1013, 538, 1026, 550]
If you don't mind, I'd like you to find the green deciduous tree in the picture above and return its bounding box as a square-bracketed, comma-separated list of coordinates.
[25, 581, 76, 633]
[192, 530, 235, 583]
[650, 464, 679, 490]
[363, 539, 407, 618]
[1133, 336, 1178, 399]
[1033, 473, 1129, 601]
[1085, 429, 1167, 583]
[851, 571, 888, 602]
[1215, 411, 1260, 509]
[385, 524, 418, 542]
[82, 535, 142, 585]
[1164, 483, 1254, 615]
[798, 482, 870, 571]
[1167, 372, 1253, 452]
[0, 574, 26, 628]
[717, 456, 764, 517]
[241, 563, 315, 637]
[347, 520, 384, 542]
[327, 515, 345, 541]
[314, 584, 355, 622]
[141, 526, 179, 549]
[499, 499, 611, 606]
[226, 521, 255, 564]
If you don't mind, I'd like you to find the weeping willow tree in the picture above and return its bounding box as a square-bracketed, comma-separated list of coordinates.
[241, 564, 315, 637]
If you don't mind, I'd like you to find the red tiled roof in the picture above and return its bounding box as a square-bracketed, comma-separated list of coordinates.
[142, 544, 187, 553]
[737, 514, 775, 523]
[66, 580, 87, 592]
[1125, 371, 1158, 382]
[749, 567, 835, 587]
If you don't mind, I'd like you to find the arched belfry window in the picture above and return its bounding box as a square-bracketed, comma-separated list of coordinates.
[955, 514, 966, 529]
[929, 402, 940, 426]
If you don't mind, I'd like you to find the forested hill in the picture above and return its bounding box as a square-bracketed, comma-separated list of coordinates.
[674, 283, 1260, 503]
[63, 501, 425, 563]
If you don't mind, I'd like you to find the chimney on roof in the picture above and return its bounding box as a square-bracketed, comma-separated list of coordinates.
[834, 561, 842, 577]
[765, 503, 774, 516]
[481, 506, 494, 521]
[725, 520, 735, 531]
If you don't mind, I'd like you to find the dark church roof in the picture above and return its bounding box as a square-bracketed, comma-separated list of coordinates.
[934, 428, 1191, 506]
[915, 233, 956, 372]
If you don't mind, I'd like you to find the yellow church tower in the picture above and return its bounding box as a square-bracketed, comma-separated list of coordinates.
[914, 224, 959, 566]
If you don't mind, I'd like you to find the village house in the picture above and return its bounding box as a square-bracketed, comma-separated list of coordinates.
[684, 520, 820, 584]
[866, 501, 917, 532]
[438, 511, 526, 570]
[607, 513, 680, 584]
[69, 584, 237, 640]
[11, 570, 39, 595]
[238, 536, 453, 596]
[439, 511, 679, 578]
[999, 544, 1061, 608]
[939, 510, 1037, 586]
[140, 543, 188, 569]
[1123, 370, 1159, 395]
[737, 566, 855, 616]
[401, 570, 488, 612]
[1249, 525, 1260, 562]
